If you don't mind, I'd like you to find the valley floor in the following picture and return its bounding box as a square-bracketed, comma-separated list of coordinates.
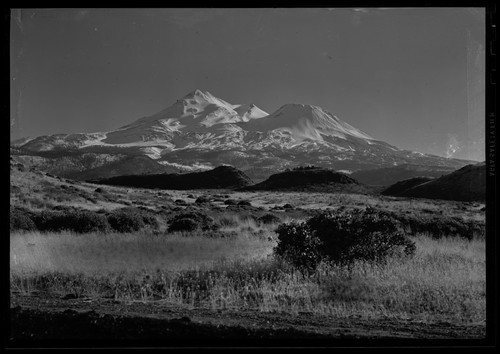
[9, 168, 487, 347]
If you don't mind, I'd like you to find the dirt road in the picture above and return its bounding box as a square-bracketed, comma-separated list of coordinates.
[8, 293, 486, 347]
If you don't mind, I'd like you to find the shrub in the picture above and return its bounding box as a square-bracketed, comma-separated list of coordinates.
[71, 211, 110, 233]
[224, 199, 237, 205]
[274, 222, 323, 272]
[390, 212, 482, 239]
[237, 200, 252, 207]
[107, 209, 145, 233]
[119, 207, 160, 230]
[168, 218, 199, 232]
[141, 213, 160, 229]
[10, 207, 36, 231]
[307, 209, 416, 264]
[258, 213, 282, 225]
[167, 212, 218, 233]
[274, 208, 416, 271]
[195, 196, 210, 204]
[31, 209, 110, 233]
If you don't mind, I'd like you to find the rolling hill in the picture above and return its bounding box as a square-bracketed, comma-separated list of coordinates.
[381, 163, 486, 201]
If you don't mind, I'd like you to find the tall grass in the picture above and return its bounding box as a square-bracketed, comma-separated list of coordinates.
[10, 230, 274, 274]
[10, 231, 485, 324]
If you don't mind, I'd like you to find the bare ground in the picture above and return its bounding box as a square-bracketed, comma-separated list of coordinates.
[9, 292, 486, 347]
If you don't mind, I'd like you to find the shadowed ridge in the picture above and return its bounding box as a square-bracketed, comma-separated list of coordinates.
[381, 176, 435, 197]
[240, 166, 369, 193]
[382, 163, 486, 201]
[91, 165, 253, 190]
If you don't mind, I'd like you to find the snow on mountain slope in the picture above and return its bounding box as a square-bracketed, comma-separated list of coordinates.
[102, 89, 268, 145]
[243, 104, 373, 142]
[12, 89, 475, 181]
[233, 103, 269, 122]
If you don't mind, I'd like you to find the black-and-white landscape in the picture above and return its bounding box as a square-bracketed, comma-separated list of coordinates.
[9, 8, 489, 347]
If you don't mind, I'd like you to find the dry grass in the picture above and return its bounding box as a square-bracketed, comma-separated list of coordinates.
[10, 229, 485, 324]
[10, 167, 485, 324]
[10, 230, 274, 274]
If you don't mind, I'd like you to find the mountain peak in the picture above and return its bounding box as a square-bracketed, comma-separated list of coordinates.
[244, 102, 373, 141]
[182, 89, 213, 101]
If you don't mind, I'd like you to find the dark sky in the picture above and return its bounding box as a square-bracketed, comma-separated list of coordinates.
[10, 8, 485, 161]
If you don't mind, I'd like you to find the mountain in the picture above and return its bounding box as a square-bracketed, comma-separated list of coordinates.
[351, 164, 457, 186]
[381, 163, 486, 201]
[11, 89, 475, 181]
[92, 165, 253, 190]
[241, 166, 369, 193]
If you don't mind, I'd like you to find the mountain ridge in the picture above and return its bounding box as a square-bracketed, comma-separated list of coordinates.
[11, 89, 476, 181]
[382, 162, 486, 201]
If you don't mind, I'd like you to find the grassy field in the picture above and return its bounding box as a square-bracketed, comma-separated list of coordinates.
[10, 227, 485, 324]
[10, 165, 486, 333]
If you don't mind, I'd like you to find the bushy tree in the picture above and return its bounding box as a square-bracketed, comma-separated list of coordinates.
[274, 222, 324, 272]
[274, 207, 416, 271]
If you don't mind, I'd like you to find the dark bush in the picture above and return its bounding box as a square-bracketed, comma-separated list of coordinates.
[237, 200, 252, 206]
[167, 212, 218, 233]
[107, 209, 145, 233]
[120, 207, 160, 229]
[10, 207, 36, 231]
[71, 211, 110, 233]
[283, 203, 294, 210]
[168, 218, 199, 232]
[258, 213, 282, 225]
[392, 212, 481, 239]
[195, 196, 210, 204]
[224, 199, 237, 205]
[141, 214, 160, 229]
[31, 209, 110, 233]
[274, 222, 323, 272]
[274, 208, 416, 271]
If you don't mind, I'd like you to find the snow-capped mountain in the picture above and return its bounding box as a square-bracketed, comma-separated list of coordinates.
[11, 89, 474, 181]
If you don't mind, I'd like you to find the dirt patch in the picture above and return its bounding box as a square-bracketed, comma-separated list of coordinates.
[8, 293, 486, 347]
